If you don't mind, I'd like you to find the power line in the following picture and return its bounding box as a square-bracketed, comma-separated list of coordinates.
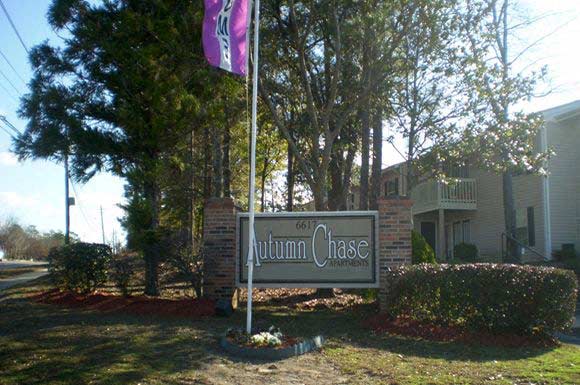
[0, 68, 20, 95]
[0, 123, 15, 139]
[0, 0, 29, 54]
[0, 49, 26, 85]
[0, 81, 18, 103]
[70, 180, 99, 232]
[0, 115, 20, 136]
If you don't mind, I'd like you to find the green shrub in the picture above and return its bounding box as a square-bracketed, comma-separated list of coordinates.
[561, 257, 580, 275]
[383, 263, 578, 334]
[453, 242, 478, 262]
[109, 254, 136, 296]
[411, 230, 436, 264]
[48, 243, 112, 294]
[553, 244, 577, 261]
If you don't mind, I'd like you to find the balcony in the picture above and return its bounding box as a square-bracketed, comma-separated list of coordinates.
[410, 178, 477, 215]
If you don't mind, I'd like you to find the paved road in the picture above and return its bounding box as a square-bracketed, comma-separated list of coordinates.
[0, 259, 47, 270]
[0, 260, 48, 291]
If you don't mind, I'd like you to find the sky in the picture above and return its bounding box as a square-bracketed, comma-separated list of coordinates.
[0, 0, 579, 244]
[0, 1, 125, 244]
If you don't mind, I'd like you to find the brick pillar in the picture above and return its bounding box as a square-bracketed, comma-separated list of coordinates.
[378, 196, 413, 311]
[203, 197, 238, 306]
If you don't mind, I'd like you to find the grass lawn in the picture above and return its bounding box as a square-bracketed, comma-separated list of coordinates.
[0, 278, 578, 385]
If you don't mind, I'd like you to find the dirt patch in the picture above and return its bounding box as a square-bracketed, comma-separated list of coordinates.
[365, 314, 559, 348]
[32, 288, 215, 318]
[196, 353, 349, 385]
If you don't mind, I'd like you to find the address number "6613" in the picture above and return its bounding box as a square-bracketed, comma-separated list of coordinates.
[295, 220, 317, 230]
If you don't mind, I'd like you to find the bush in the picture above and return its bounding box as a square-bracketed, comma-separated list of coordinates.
[48, 243, 112, 294]
[109, 254, 136, 296]
[383, 263, 578, 334]
[553, 244, 577, 261]
[453, 242, 478, 262]
[562, 257, 580, 275]
[411, 230, 436, 264]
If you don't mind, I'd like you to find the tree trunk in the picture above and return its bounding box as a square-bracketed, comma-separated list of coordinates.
[143, 178, 161, 297]
[186, 129, 195, 251]
[359, 108, 370, 210]
[370, 109, 382, 210]
[260, 156, 268, 212]
[343, 145, 356, 208]
[286, 141, 294, 211]
[406, 118, 416, 196]
[329, 149, 345, 211]
[311, 179, 328, 211]
[502, 171, 519, 259]
[223, 124, 231, 197]
[212, 127, 222, 197]
[499, 0, 519, 260]
[203, 126, 212, 200]
[329, 142, 356, 211]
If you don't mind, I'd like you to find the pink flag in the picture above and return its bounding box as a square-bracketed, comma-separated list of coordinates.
[203, 0, 250, 76]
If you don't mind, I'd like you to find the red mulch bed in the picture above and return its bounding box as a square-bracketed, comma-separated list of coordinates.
[364, 314, 558, 348]
[32, 289, 215, 318]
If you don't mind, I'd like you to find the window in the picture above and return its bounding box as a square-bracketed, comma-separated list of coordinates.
[462, 220, 471, 243]
[453, 220, 470, 246]
[385, 178, 399, 197]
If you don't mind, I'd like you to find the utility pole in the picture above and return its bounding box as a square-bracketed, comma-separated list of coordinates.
[64, 153, 70, 244]
[100, 205, 106, 244]
[112, 229, 117, 254]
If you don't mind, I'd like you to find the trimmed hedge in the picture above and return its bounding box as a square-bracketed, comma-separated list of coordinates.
[411, 230, 436, 264]
[48, 242, 112, 294]
[453, 242, 478, 262]
[383, 263, 578, 334]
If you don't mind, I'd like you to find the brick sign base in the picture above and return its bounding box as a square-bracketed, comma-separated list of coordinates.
[202, 197, 412, 312]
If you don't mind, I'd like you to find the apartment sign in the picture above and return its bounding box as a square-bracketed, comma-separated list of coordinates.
[237, 212, 379, 288]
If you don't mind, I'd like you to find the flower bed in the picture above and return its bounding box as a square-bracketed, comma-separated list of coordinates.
[32, 289, 215, 318]
[221, 326, 324, 360]
[226, 326, 299, 349]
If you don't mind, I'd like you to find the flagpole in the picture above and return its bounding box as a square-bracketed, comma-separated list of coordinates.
[246, 0, 260, 335]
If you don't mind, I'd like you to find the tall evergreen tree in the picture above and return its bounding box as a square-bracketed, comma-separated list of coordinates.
[15, 0, 218, 295]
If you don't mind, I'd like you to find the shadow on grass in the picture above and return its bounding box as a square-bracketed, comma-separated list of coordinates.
[0, 284, 562, 385]
[0, 296, 229, 384]
[245, 301, 558, 363]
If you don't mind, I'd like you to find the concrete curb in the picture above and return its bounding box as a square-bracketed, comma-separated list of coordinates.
[0, 271, 48, 291]
[219, 335, 325, 360]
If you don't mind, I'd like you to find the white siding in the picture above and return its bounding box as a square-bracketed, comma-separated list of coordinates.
[546, 118, 580, 252]
[412, 167, 545, 260]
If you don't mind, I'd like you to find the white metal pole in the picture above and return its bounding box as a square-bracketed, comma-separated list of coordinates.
[100, 205, 106, 244]
[246, 0, 260, 335]
[64, 152, 70, 245]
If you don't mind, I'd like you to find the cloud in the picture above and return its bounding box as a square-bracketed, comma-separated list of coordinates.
[0, 152, 18, 166]
[0, 191, 41, 209]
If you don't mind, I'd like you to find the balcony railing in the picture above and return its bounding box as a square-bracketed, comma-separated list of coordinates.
[411, 178, 477, 214]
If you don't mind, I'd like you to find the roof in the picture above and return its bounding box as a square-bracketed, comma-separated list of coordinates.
[541, 99, 580, 122]
[377, 100, 580, 174]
